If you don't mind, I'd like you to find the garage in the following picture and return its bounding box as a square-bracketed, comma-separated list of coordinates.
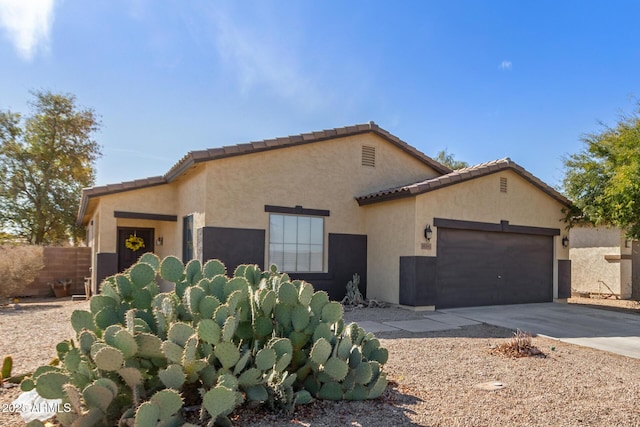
[435, 224, 554, 308]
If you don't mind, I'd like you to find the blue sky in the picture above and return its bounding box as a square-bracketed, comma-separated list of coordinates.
[1, 1, 640, 190]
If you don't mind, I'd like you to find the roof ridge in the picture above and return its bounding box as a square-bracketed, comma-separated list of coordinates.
[356, 158, 571, 207]
[163, 122, 451, 181]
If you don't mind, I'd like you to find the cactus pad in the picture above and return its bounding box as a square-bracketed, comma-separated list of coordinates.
[71, 309, 96, 333]
[113, 329, 138, 358]
[83, 383, 114, 413]
[310, 338, 332, 366]
[278, 281, 298, 306]
[292, 304, 310, 331]
[197, 318, 221, 345]
[255, 348, 276, 371]
[161, 340, 184, 364]
[160, 256, 184, 282]
[94, 346, 124, 371]
[318, 382, 343, 401]
[168, 322, 196, 347]
[259, 289, 277, 317]
[309, 291, 330, 315]
[35, 371, 70, 399]
[295, 389, 313, 405]
[90, 294, 118, 315]
[118, 367, 143, 388]
[135, 333, 164, 359]
[199, 295, 221, 319]
[238, 368, 262, 387]
[203, 259, 226, 278]
[150, 389, 184, 420]
[203, 386, 236, 420]
[130, 262, 156, 287]
[214, 341, 240, 369]
[253, 315, 273, 337]
[245, 384, 268, 402]
[63, 348, 81, 372]
[138, 252, 160, 271]
[321, 301, 343, 324]
[323, 357, 349, 382]
[135, 401, 160, 426]
[158, 364, 186, 390]
[185, 259, 203, 285]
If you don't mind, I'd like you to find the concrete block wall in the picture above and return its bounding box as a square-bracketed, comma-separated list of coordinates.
[19, 247, 91, 297]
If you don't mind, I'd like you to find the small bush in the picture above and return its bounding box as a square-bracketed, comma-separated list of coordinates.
[0, 245, 44, 298]
[491, 329, 545, 358]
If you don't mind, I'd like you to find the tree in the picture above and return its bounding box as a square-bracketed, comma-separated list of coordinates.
[434, 149, 469, 170]
[563, 104, 640, 238]
[0, 90, 101, 244]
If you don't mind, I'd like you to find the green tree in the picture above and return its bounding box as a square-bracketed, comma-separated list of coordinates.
[563, 105, 640, 238]
[434, 149, 469, 170]
[0, 90, 101, 244]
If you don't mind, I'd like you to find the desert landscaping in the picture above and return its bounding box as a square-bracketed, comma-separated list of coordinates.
[2, 297, 640, 426]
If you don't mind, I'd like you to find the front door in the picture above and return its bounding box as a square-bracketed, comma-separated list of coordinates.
[118, 227, 155, 272]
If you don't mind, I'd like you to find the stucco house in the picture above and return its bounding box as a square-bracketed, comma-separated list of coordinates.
[569, 225, 640, 299]
[77, 122, 572, 309]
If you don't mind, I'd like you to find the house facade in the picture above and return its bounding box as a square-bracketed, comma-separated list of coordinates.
[78, 122, 572, 309]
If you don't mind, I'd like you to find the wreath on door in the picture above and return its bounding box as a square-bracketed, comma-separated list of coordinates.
[125, 233, 145, 252]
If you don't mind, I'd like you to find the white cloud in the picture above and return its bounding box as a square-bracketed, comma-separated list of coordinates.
[499, 60, 512, 71]
[193, 6, 331, 112]
[212, 10, 310, 98]
[0, 0, 55, 61]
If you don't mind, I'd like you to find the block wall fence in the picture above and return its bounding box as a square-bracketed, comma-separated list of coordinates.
[19, 247, 91, 297]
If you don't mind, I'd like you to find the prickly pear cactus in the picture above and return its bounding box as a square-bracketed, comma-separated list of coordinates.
[23, 255, 388, 426]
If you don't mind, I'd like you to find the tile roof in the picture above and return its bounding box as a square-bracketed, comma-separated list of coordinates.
[77, 122, 450, 224]
[356, 158, 572, 207]
[163, 121, 450, 181]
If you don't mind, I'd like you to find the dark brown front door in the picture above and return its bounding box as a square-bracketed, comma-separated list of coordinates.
[118, 227, 154, 272]
[435, 228, 553, 308]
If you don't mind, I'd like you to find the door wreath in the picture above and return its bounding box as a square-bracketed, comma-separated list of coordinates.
[125, 233, 145, 252]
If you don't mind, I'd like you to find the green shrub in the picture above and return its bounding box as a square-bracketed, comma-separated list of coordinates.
[23, 256, 388, 426]
[0, 245, 44, 298]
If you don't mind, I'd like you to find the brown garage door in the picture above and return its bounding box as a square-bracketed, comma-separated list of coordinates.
[436, 228, 553, 308]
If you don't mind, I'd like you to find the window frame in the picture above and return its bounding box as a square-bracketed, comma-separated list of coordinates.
[268, 213, 325, 273]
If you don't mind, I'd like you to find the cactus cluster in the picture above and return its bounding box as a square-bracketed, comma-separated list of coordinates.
[23, 255, 388, 426]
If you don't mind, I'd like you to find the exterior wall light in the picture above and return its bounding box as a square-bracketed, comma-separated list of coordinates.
[561, 235, 569, 248]
[424, 225, 433, 241]
[156, 236, 164, 246]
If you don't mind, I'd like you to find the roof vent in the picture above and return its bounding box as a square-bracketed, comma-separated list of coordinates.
[500, 177, 508, 193]
[362, 145, 376, 167]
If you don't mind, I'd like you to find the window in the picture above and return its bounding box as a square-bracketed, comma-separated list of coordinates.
[269, 214, 323, 272]
[183, 215, 194, 262]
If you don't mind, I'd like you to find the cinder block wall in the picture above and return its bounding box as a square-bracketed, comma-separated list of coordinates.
[20, 247, 91, 297]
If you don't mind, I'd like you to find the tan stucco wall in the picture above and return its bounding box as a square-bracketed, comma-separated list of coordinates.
[364, 170, 569, 304]
[93, 184, 178, 253]
[361, 197, 416, 303]
[570, 226, 631, 297]
[414, 171, 568, 256]
[201, 133, 438, 269]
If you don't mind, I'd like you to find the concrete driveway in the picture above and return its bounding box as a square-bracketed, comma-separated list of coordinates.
[442, 302, 640, 359]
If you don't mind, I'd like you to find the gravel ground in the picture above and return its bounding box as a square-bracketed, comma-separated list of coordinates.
[2, 298, 640, 426]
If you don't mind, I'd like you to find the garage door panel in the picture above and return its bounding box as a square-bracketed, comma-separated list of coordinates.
[436, 228, 552, 308]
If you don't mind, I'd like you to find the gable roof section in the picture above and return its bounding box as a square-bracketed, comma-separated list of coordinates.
[77, 122, 450, 224]
[355, 158, 572, 207]
[164, 121, 451, 181]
